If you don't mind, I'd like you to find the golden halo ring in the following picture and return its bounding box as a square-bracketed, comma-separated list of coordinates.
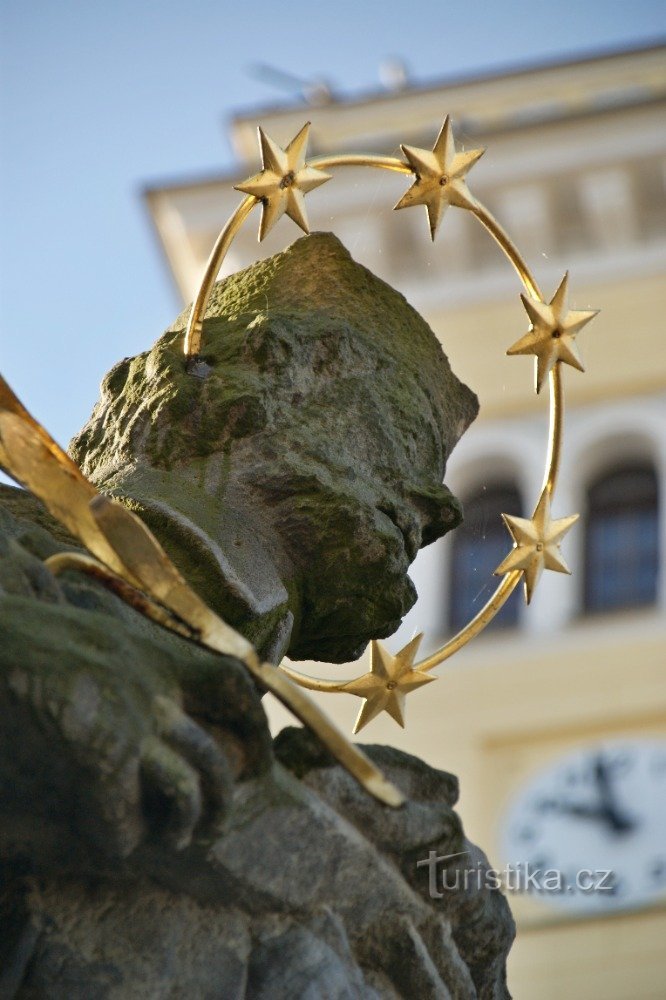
[183, 136, 565, 711]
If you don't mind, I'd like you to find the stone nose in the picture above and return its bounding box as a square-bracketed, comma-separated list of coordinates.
[408, 483, 463, 547]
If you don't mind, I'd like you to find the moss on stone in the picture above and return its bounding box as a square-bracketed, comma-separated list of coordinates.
[70, 232, 477, 485]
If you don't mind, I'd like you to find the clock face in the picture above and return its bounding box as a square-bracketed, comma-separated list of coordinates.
[499, 738, 666, 914]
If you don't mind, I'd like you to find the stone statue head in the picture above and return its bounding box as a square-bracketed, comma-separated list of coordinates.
[71, 233, 478, 661]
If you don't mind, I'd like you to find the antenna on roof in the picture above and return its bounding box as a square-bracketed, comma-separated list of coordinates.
[249, 64, 334, 106]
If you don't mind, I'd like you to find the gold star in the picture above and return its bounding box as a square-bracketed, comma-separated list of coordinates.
[234, 122, 331, 241]
[494, 490, 579, 604]
[507, 273, 599, 393]
[342, 634, 436, 734]
[394, 115, 484, 240]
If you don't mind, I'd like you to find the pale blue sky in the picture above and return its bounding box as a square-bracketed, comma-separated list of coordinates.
[1, 0, 664, 447]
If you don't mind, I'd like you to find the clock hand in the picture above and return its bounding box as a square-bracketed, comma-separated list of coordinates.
[593, 754, 636, 835]
[537, 798, 608, 822]
[537, 757, 636, 833]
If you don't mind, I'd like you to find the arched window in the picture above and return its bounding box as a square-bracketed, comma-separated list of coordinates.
[584, 462, 659, 613]
[448, 481, 523, 633]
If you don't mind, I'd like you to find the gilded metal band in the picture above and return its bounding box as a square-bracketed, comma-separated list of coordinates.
[183, 147, 556, 678]
[178, 116, 594, 734]
[0, 376, 404, 806]
[184, 195, 255, 358]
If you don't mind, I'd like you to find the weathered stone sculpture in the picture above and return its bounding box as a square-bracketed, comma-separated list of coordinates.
[0, 234, 514, 998]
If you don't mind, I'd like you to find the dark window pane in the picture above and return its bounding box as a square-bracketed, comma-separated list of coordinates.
[584, 463, 659, 613]
[449, 483, 523, 633]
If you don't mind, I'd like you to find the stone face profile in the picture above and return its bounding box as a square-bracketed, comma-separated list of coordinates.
[70, 233, 478, 663]
[0, 234, 514, 998]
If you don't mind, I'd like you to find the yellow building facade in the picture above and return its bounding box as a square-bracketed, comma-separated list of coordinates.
[146, 44, 666, 999]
